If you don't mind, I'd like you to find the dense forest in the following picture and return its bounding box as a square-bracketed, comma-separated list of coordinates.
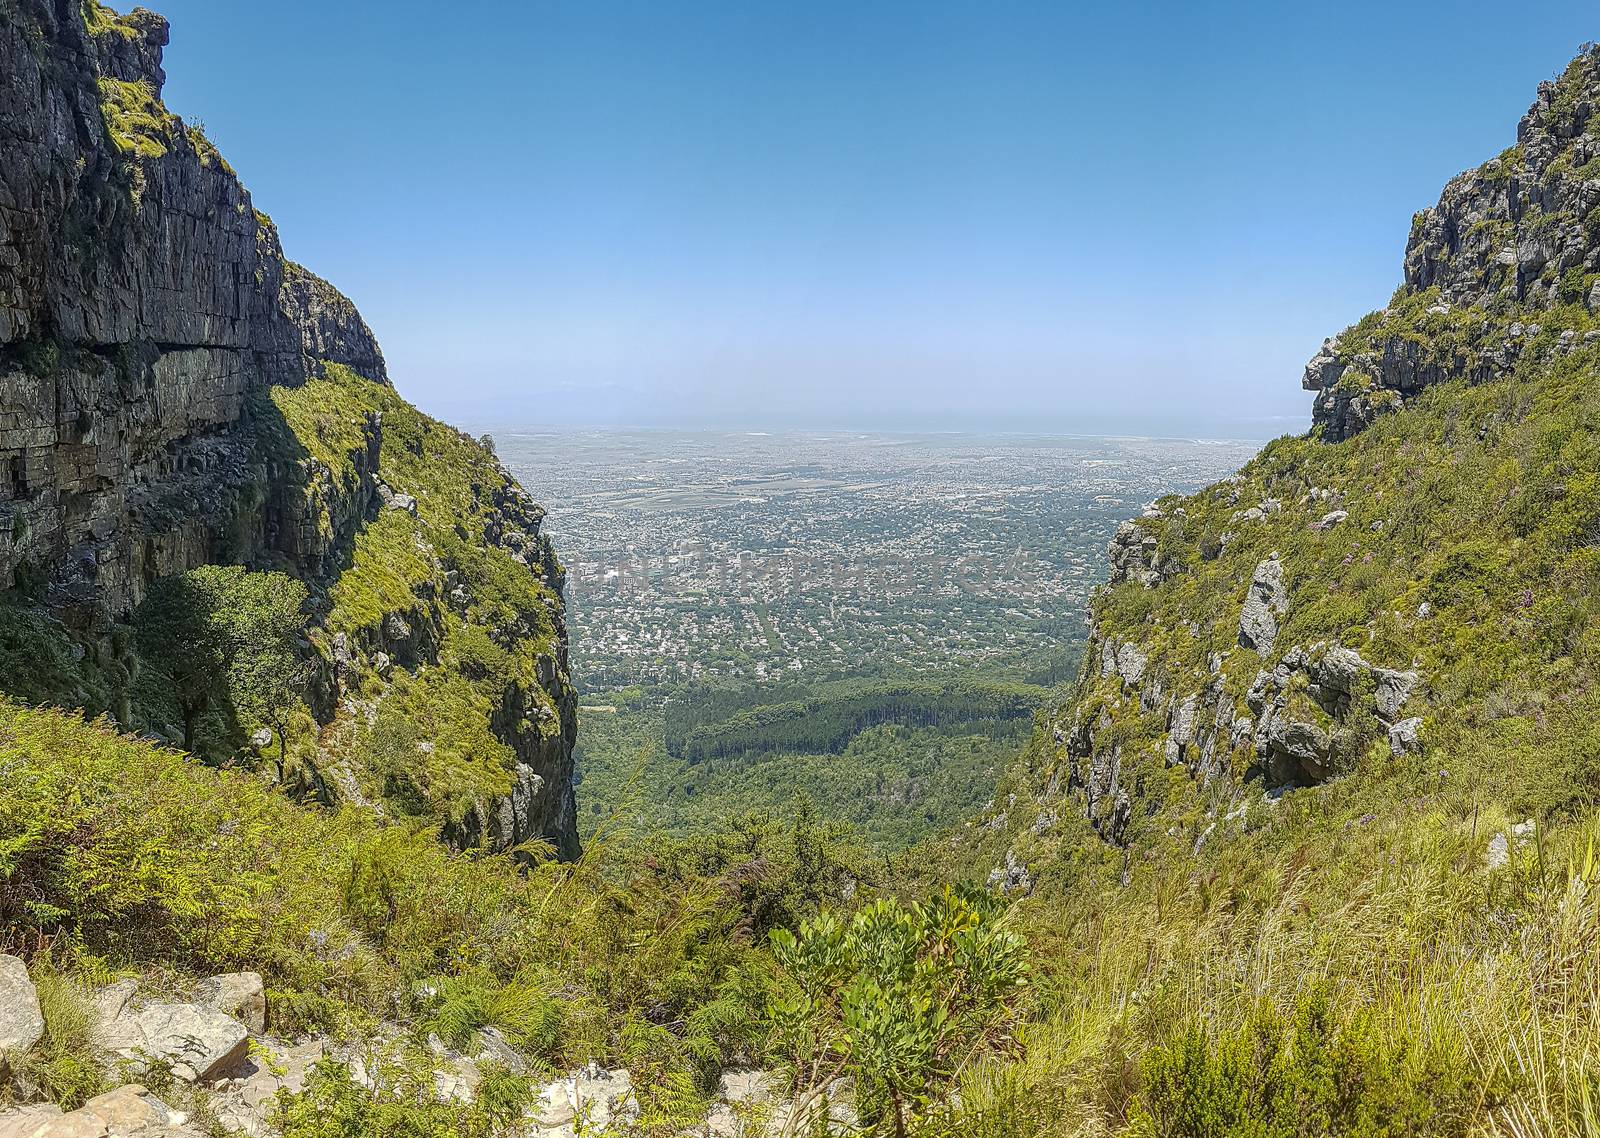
[669, 677, 1049, 762]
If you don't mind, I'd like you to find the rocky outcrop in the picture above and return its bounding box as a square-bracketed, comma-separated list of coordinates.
[1305, 44, 1600, 439]
[278, 262, 387, 382]
[1238, 556, 1288, 655]
[0, 2, 579, 857]
[1107, 517, 1183, 588]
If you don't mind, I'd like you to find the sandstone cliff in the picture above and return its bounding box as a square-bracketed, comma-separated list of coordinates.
[0, 0, 578, 858]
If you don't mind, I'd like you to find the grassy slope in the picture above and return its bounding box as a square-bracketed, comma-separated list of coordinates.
[923, 352, 1600, 1134]
[261, 363, 568, 830]
[909, 53, 1600, 1138]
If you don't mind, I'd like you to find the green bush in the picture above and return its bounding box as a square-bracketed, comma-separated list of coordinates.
[134, 565, 309, 760]
[1133, 989, 1479, 1137]
[769, 886, 1029, 1136]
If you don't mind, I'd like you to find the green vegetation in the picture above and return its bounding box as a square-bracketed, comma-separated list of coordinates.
[673, 678, 1046, 764]
[18, 19, 1600, 1134]
[576, 681, 1038, 852]
[769, 887, 1028, 1136]
[270, 1050, 531, 1138]
[96, 78, 175, 160]
[0, 597, 122, 715]
[362, 667, 516, 826]
[0, 699, 872, 1125]
[134, 565, 309, 758]
[1134, 988, 1479, 1137]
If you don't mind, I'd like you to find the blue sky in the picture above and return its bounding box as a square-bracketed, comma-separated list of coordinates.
[154, 1, 1595, 438]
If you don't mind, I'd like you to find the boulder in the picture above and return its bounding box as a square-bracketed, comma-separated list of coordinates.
[718, 1069, 775, 1105]
[1374, 669, 1419, 720]
[0, 1083, 201, 1138]
[1389, 716, 1423, 756]
[0, 955, 44, 1056]
[0, 1104, 64, 1138]
[1266, 718, 1330, 784]
[100, 1001, 249, 1083]
[1239, 558, 1289, 655]
[194, 973, 265, 1035]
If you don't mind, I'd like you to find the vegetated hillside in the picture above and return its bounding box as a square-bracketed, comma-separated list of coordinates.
[0, 697, 867, 1131]
[0, 6, 1037, 1136]
[576, 676, 1048, 851]
[0, 0, 576, 856]
[919, 40, 1600, 1135]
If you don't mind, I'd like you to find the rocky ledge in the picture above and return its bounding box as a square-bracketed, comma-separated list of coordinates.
[0, 956, 855, 1138]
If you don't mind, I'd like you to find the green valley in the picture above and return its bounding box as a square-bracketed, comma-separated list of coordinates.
[9, 4, 1600, 1138]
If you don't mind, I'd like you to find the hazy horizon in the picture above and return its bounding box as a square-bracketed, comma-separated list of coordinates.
[458, 416, 1293, 446]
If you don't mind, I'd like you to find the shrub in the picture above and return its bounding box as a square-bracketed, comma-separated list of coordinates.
[768, 886, 1029, 1136]
[1132, 988, 1480, 1137]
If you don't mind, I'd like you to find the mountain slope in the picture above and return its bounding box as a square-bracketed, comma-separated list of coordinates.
[913, 41, 1600, 1136]
[0, 0, 577, 856]
[991, 41, 1600, 883]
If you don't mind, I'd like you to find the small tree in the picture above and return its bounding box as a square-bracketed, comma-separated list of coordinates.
[767, 885, 1029, 1137]
[214, 570, 311, 774]
[136, 566, 309, 763]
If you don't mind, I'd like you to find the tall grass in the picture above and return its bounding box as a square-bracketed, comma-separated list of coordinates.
[922, 815, 1600, 1136]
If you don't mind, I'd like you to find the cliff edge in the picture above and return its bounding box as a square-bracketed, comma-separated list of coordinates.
[0, 0, 578, 858]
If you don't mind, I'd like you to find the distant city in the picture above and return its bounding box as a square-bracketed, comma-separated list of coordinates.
[498, 431, 1259, 693]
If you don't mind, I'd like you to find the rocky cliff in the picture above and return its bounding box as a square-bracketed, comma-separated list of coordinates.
[1306, 44, 1600, 440]
[0, 0, 578, 858]
[980, 41, 1600, 893]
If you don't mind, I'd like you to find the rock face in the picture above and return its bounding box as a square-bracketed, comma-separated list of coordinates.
[1304, 44, 1600, 440]
[0, 1, 578, 857]
[0, 955, 43, 1055]
[1238, 557, 1288, 655]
